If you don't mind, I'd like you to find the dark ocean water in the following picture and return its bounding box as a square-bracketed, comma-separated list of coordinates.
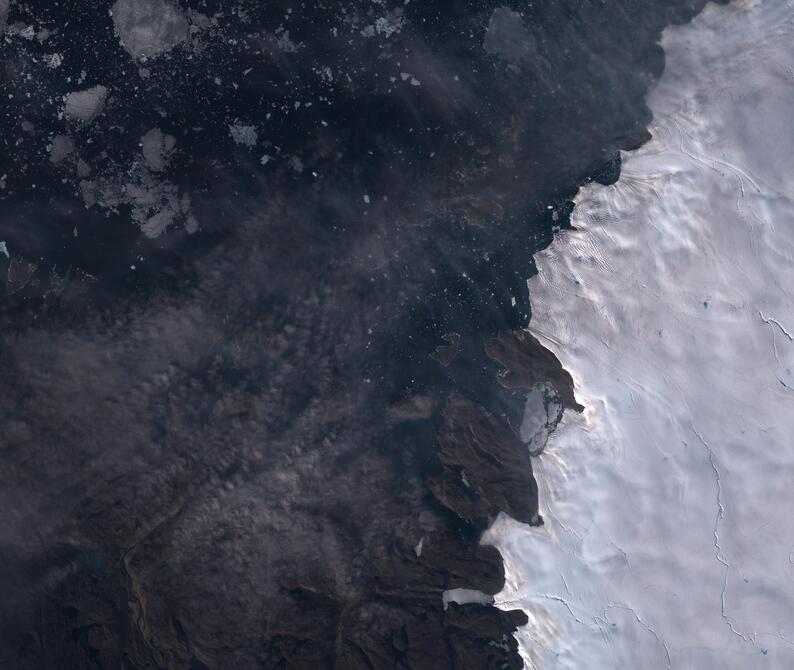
[0, 1, 725, 668]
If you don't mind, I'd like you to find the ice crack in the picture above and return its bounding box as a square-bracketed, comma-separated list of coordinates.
[759, 310, 794, 341]
[497, 593, 594, 628]
[690, 422, 756, 645]
[603, 603, 672, 670]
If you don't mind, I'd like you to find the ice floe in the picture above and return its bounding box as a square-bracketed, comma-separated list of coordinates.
[111, 0, 189, 59]
[48, 135, 75, 164]
[229, 123, 258, 148]
[63, 85, 108, 122]
[141, 127, 177, 172]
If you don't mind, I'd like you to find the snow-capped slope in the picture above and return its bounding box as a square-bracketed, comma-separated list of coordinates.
[485, 1, 794, 668]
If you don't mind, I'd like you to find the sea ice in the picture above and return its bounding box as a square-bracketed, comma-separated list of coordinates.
[48, 135, 75, 163]
[1, 0, 10, 30]
[141, 127, 176, 172]
[229, 123, 258, 148]
[63, 86, 108, 122]
[111, 0, 189, 59]
[485, 1, 794, 668]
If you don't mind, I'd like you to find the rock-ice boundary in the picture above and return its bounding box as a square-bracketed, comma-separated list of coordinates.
[484, 1, 794, 668]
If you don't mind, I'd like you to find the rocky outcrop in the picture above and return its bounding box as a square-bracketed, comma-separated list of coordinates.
[430, 395, 538, 526]
[486, 329, 584, 412]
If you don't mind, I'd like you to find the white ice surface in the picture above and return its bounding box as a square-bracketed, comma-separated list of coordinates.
[442, 588, 494, 611]
[483, 1, 794, 668]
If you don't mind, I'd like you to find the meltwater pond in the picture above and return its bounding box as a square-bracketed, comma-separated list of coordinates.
[485, 1, 794, 668]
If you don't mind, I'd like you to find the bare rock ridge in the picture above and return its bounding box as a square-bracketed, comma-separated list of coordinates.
[429, 394, 539, 527]
[486, 329, 584, 413]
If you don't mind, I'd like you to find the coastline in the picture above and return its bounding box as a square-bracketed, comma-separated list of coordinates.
[486, 1, 794, 667]
[0, 1, 742, 667]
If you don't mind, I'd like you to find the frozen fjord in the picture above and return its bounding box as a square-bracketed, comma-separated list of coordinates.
[485, 1, 794, 668]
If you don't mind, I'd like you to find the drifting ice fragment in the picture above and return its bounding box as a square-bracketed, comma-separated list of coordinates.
[229, 123, 258, 147]
[63, 86, 109, 122]
[49, 135, 75, 163]
[111, 0, 189, 59]
[141, 127, 177, 172]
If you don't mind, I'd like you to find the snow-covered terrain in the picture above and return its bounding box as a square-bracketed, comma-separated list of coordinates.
[485, 1, 794, 668]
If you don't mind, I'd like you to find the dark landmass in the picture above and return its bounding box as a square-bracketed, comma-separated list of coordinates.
[1, 1, 725, 668]
[486, 329, 584, 413]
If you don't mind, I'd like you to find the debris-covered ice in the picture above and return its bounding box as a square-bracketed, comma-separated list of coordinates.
[111, 0, 189, 59]
[63, 85, 108, 122]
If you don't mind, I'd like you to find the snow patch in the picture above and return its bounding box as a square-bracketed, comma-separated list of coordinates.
[442, 588, 494, 611]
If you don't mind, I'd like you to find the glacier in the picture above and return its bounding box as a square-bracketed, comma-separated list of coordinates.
[484, 1, 794, 668]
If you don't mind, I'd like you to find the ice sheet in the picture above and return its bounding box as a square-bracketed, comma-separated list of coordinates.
[484, 1, 794, 668]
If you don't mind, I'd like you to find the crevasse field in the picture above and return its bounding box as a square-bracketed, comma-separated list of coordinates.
[484, 1, 794, 668]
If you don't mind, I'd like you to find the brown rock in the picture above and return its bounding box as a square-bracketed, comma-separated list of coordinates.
[486, 328, 584, 412]
[429, 395, 538, 525]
